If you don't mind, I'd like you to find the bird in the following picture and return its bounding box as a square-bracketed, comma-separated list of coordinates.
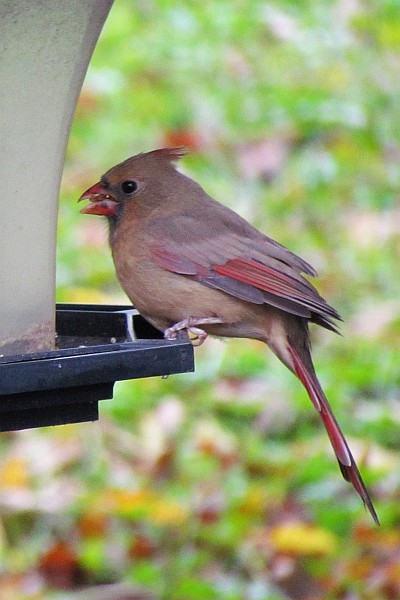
[79, 146, 378, 523]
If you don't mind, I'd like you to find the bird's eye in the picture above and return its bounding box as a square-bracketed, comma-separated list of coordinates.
[121, 180, 138, 195]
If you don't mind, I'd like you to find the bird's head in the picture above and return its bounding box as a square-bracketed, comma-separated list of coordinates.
[79, 147, 189, 223]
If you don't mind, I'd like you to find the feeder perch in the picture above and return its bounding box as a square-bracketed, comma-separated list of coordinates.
[0, 2, 195, 431]
[0, 305, 194, 432]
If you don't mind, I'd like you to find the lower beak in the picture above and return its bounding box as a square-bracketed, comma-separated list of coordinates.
[78, 182, 119, 217]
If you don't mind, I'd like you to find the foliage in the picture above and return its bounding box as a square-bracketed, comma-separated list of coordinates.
[1, 0, 400, 598]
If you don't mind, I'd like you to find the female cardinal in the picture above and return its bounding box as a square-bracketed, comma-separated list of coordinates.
[79, 147, 378, 523]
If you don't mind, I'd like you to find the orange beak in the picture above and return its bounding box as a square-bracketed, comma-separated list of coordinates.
[78, 182, 119, 216]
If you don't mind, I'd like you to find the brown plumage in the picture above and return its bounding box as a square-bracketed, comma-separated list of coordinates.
[79, 147, 378, 523]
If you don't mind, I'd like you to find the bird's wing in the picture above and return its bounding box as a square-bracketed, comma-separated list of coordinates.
[148, 215, 341, 330]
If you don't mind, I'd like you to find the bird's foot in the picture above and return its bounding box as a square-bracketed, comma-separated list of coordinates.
[164, 317, 222, 346]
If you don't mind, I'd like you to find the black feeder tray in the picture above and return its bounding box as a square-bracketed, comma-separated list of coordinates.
[0, 304, 194, 432]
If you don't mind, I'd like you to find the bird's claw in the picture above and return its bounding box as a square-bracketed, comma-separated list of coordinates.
[164, 317, 222, 346]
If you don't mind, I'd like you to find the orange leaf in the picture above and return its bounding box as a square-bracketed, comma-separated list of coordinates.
[38, 541, 85, 590]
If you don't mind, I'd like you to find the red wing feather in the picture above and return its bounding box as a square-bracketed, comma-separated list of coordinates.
[214, 257, 339, 320]
[215, 258, 311, 299]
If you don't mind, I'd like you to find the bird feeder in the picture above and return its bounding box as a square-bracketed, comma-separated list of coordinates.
[0, 1, 194, 431]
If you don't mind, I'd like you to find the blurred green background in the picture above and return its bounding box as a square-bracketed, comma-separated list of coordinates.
[1, 0, 400, 598]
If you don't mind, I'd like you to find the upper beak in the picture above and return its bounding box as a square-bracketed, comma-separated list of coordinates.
[78, 182, 119, 216]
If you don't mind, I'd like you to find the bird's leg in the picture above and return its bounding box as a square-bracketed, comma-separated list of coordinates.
[164, 317, 223, 346]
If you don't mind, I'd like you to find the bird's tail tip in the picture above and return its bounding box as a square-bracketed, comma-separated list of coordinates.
[287, 342, 379, 525]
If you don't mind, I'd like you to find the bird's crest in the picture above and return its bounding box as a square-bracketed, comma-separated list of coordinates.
[141, 147, 189, 164]
[103, 147, 189, 180]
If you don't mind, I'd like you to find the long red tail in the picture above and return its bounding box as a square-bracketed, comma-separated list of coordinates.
[287, 343, 379, 524]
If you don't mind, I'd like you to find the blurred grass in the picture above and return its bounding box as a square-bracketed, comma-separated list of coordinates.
[1, 0, 400, 598]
